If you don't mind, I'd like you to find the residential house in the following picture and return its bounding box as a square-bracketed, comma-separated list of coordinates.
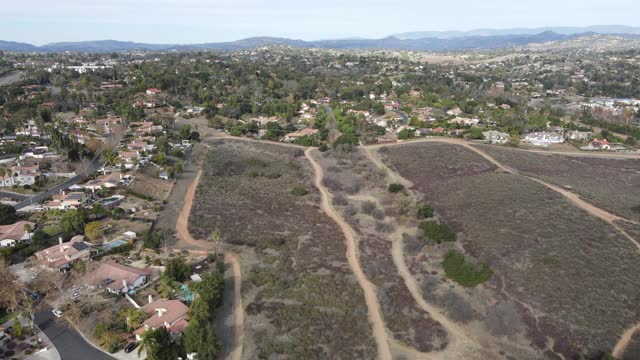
[5, 164, 41, 186]
[20, 147, 49, 160]
[523, 132, 565, 147]
[82, 172, 127, 191]
[446, 107, 463, 116]
[483, 130, 510, 144]
[129, 121, 163, 135]
[566, 131, 592, 141]
[135, 298, 190, 341]
[34, 236, 93, 271]
[87, 262, 151, 294]
[45, 192, 89, 210]
[95, 117, 122, 135]
[449, 117, 480, 127]
[118, 151, 141, 169]
[283, 128, 319, 142]
[146, 88, 162, 96]
[589, 139, 611, 150]
[16, 120, 43, 137]
[395, 125, 415, 134]
[0, 221, 35, 247]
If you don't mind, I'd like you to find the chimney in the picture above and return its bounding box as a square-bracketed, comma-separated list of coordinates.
[148, 295, 153, 304]
[122, 279, 128, 292]
[156, 308, 167, 317]
[58, 237, 63, 245]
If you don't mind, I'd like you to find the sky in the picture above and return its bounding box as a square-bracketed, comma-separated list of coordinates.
[2, 0, 639, 45]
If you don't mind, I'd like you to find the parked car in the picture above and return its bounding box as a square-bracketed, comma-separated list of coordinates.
[124, 342, 138, 353]
[52, 309, 62, 318]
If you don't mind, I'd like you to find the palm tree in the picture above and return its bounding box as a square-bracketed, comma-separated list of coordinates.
[102, 150, 118, 166]
[137, 329, 159, 357]
[209, 227, 222, 255]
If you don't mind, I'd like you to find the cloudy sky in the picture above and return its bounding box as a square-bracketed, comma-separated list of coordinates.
[2, 0, 639, 44]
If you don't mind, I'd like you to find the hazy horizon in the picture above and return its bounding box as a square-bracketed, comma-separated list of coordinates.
[2, 0, 640, 45]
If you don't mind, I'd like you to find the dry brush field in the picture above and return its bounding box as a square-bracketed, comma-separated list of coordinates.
[312, 148, 451, 355]
[188, 140, 376, 359]
[476, 145, 640, 222]
[380, 142, 640, 359]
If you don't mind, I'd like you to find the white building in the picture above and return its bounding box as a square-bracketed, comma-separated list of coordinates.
[523, 132, 565, 147]
[482, 130, 510, 144]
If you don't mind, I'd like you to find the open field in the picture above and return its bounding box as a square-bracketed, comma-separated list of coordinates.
[188, 140, 377, 359]
[476, 144, 640, 222]
[313, 146, 545, 359]
[312, 148, 450, 354]
[380, 142, 640, 359]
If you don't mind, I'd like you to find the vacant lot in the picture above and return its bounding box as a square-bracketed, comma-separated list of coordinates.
[312, 148, 451, 353]
[188, 140, 376, 359]
[476, 145, 640, 222]
[381, 142, 640, 359]
[129, 166, 174, 200]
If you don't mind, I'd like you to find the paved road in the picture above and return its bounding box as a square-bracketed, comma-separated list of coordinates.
[35, 306, 114, 360]
[14, 154, 102, 210]
[0, 190, 29, 201]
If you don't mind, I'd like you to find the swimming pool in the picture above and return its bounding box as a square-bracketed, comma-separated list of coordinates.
[101, 238, 129, 250]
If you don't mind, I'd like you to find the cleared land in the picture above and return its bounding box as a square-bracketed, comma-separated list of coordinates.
[380, 142, 640, 359]
[188, 140, 377, 359]
[476, 144, 640, 222]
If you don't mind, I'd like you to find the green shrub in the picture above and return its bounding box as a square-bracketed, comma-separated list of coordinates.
[319, 143, 329, 152]
[126, 189, 154, 201]
[387, 183, 404, 193]
[443, 250, 492, 287]
[416, 203, 434, 219]
[418, 221, 456, 243]
[290, 186, 308, 196]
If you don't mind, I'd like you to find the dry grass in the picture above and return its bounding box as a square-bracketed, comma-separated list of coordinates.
[188, 140, 376, 359]
[314, 149, 450, 353]
[129, 167, 173, 200]
[382, 142, 640, 359]
[476, 145, 640, 222]
[622, 331, 640, 360]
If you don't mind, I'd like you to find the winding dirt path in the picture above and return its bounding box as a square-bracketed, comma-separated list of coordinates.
[370, 138, 640, 250]
[304, 147, 393, 360]
[175, 142, 244, 360]
[364, 146, 540, 359]
[613, 323, 640, 358]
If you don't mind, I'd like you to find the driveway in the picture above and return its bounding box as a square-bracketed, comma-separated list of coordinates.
[34, 306, 114, 360]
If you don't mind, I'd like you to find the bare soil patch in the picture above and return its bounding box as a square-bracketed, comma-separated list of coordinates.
[129, 167, 173, 200]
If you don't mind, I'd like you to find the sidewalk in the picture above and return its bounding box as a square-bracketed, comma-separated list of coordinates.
[29, 324, 61, 360]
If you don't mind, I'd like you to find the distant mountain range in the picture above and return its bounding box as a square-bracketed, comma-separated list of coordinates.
[1, 27, 640, 53]
[393, 25, 640, 40]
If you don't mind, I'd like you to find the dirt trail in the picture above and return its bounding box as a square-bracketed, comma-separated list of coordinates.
[369, 138, 640, 250]
[175, 142, 244, 360]
[364, 146, 523, 359]
[304, 147, 393, 360]
[613, 323, 640, 358]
